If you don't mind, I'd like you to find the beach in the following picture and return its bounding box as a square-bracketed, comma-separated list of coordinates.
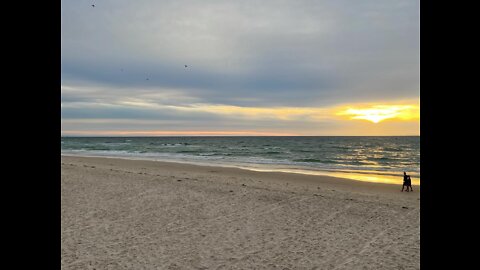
[61, 155, 420, 269]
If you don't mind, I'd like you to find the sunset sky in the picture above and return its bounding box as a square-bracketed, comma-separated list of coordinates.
[61, 0, 419, 136]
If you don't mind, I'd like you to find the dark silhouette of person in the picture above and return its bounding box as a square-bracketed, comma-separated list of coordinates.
[406, 175, 413, 192]
[401, 172, 409, 192]
[401, 172, 414, 192]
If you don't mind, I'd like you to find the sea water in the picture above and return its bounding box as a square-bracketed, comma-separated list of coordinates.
[61, 136, 420, 184]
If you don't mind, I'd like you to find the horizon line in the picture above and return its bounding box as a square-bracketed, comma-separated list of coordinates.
[61, 135, 420, 137]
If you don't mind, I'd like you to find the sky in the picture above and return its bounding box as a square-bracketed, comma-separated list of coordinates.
[61, 0, 419, 136]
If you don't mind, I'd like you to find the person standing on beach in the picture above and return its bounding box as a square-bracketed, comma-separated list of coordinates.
[406, 175, 413, 192]
[401, 172, 409, 192]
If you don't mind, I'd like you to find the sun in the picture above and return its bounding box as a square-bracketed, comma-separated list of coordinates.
[337, 105, 419, 123]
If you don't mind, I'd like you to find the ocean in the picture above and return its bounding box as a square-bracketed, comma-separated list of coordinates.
[61, 136, 420, 184]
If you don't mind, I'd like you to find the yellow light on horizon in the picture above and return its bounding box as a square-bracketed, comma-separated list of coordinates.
[62, 99, 420, 135]
[337, 104, 419, 123]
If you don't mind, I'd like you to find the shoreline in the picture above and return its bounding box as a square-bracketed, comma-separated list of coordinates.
[61, 153, 420, 186]
[61, 155, 420, 196]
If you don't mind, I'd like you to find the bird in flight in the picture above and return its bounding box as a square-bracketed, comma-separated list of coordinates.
[184, 65, 188, 68]
[146, 78, 149, 80]
[92, 4, 95, 8]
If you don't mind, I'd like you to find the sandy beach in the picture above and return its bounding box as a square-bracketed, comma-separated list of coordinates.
[61, 155, 419, 269]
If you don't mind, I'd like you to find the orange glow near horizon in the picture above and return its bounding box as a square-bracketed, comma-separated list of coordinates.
[61, 100, 420, 136]
[336, 104, 419, 123]
[161, 102, 419, 124]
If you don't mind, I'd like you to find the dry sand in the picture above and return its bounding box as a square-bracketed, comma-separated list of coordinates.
[61, 156, 420, 270]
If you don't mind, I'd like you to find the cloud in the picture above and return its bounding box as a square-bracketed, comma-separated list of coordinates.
[61, 0, 419, 134]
